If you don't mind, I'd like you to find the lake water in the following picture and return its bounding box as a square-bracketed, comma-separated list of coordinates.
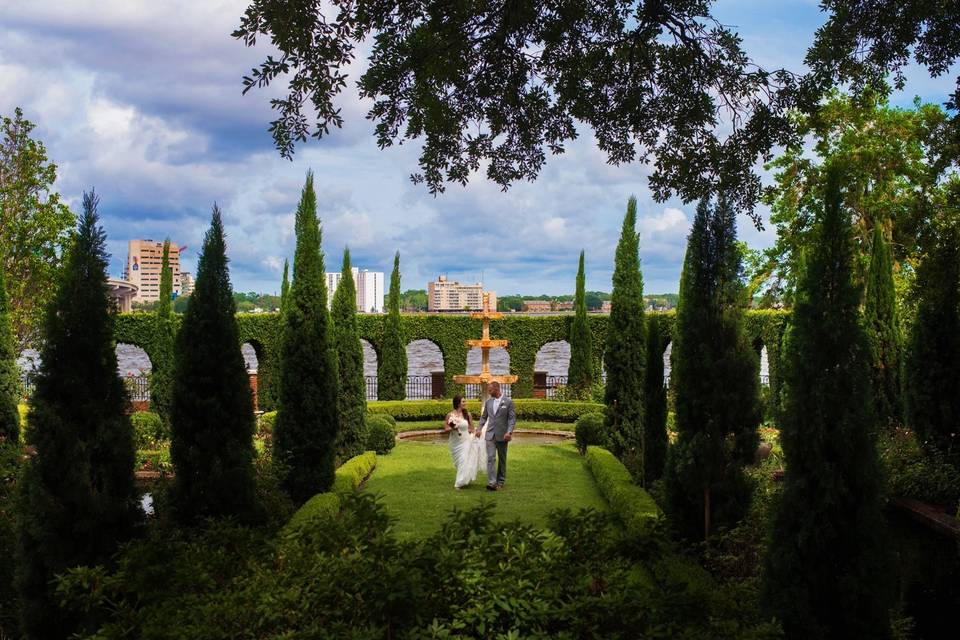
[19, 340, 769, 382]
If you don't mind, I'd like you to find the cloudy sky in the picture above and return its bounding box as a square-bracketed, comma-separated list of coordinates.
[1, 1, 954, 295]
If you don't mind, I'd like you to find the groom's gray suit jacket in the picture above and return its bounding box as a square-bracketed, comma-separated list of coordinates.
[480, 396, 516, 441]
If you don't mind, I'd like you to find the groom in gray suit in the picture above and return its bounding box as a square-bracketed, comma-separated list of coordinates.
[479, 381, 516, 491]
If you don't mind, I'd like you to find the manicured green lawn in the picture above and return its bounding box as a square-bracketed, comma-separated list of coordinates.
[392, 419, 575, 433]
[363, 441, 608, 538]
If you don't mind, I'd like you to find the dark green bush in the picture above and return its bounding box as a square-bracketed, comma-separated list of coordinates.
[574, 412, 608, 454]
[131, 411, 166, 450]
[367, 398, 603, 423]
[283, 451, 377, 538]
[366, 411, 395, 430]
[0, 443, 22, 633]
[584, 446, 660, 535]
[365, 416, 396, 454]
[56, 496, 781, 639]
[879, 426, 960, 506]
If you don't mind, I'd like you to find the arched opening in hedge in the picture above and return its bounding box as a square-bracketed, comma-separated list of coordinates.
[361, 339, 379, 400]
[466, 346, 510, 374]
[406, 339, 444, 399]
[241, 342, 260, 372]
[116, 343, 152, 402]
[663, 341, 673, 388]
[759, 345, 769, 387]
[406, 339, 444, 376]
[534, 340, 570, 377]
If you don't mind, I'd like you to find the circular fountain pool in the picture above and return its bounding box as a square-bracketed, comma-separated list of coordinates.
[397, 430, 574, 445]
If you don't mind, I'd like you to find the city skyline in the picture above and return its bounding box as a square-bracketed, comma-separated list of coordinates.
[1, 1, 955, 296]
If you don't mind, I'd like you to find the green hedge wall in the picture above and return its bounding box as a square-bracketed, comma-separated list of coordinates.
[113, 311, 788, 406]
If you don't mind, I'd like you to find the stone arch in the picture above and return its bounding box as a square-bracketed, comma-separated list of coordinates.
[238, 337, 274, 411]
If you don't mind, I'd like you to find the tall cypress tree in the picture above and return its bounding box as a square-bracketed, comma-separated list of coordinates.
[274, 173, 340, 503]
[378, 251, 407, 401]
[664, 196, 760, 540]
[763, 166, 892, 639]
[150, 238, 175, 425]
[16, 191, 140, 638]
[567, 250, 593, 398]
[280, 258, 290, 315]
[169, 205, 259, 522]
[904, 219, 960, 456]
[604, 197, 646, 474]
[864, 223, 903, 429]
[0, 267, 18, 443]
[331, 248, 367, 461]
[157, 238, 173, 317]
[643, 317, 668, 485]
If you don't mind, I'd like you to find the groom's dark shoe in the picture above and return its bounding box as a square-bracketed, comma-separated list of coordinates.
[486, 484, 498, 492]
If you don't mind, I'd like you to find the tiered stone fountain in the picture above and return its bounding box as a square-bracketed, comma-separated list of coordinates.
[453, 292, 517, 405]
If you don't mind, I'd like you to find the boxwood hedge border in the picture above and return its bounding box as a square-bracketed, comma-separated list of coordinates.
[114, 311, 788, 410]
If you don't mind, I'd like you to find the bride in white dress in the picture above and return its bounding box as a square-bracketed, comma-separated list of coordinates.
[444, 396, 488, 489]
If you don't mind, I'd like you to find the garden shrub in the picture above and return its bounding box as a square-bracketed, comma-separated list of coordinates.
[135, 448, 173, 474]
[367, 398, 603, 423]
[257, 410, 277, 437]
[366, 411, 395, 429]
[879, 426, 960, 506]
[574, 412, 608, 454]
[584, 446, 660, 535]
[365, 416, 396, 454]
[131, 411, 166, 450]
[56, 496, 781, 639]
[0, 442, 22, 633]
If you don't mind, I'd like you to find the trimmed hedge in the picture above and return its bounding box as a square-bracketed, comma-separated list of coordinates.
[114, 311, 788, 404]
[575, 412, 608, 453]
[367, 399, 604, 423]
[331, 451, 377, 496]
[585, 447, 660, 535]
[365, 416, 396, 454]
[283, 452, 377, 537]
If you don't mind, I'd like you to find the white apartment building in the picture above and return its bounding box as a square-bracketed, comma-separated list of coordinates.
[427, 275, 496, 312]
[326, 268, 385, 313]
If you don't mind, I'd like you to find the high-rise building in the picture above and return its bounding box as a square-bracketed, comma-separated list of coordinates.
[326, 268, 385, 313]
[179, 272, 194, 297]
[124, 239, 183, 303]
[427, 276, 496, 312]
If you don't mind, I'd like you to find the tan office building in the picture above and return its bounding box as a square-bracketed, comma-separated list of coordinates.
[124, 239, 183, 303]
[427, 276, 496, 312]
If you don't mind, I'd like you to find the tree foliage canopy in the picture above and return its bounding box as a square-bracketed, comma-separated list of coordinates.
[234, 0, 805, 222]
[16, 191, 140, 638]
[665, 196, 759, 540]
[331, 248, 367, 462]
[755, 91, 953, 306]
[0, 108, 75, 350]
[378, 251, 407, 401]
[807, 0, 959, 166]
[763, 165, 892, 638]
[169, 205, 260, 523]
[274, 173, 340, 503]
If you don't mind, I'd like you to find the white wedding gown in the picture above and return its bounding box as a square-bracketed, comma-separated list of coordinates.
[448, 415, 488, 488]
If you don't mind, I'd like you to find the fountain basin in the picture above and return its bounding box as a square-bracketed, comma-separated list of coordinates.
[397, 429, 574, 445]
